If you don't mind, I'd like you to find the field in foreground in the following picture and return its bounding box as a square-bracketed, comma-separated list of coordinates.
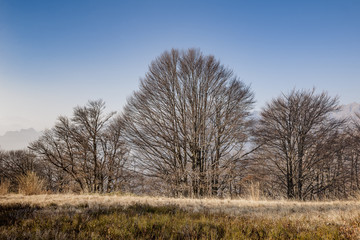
[1, 194, 360, 239]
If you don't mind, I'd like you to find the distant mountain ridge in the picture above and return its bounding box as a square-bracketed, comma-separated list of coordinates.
[0, 128, 41, 151]
[332, 102, 360, 120]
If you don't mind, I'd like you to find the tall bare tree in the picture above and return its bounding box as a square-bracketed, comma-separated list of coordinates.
[253, 89, 344, 200]
[30, 100, 129, 193]
[123, 49, 254, 197]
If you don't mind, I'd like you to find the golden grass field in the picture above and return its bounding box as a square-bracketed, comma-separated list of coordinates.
[2, 193, 360, 225]
[2, 194, 360, 239]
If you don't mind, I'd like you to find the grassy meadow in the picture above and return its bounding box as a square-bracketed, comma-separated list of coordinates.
[1, 194, 360, 239]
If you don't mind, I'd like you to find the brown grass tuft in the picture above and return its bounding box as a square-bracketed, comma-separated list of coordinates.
[0, 179, 10, 195]
[17, 171, 45, 195]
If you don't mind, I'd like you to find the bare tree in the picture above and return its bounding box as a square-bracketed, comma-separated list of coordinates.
[340, 113, 360, 197]
[0, 150, 37, 178]
[253, 89, 344, 200]
[123, 49, 254, 197]
[0, 150, 42, 191]
[30, 100, 129, 193]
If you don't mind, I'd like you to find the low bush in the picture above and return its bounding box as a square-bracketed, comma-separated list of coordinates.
[0, 179, 10, 195]
[17, 171, 45, 195]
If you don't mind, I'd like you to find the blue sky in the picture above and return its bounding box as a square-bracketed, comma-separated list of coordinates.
[0, 0, 359, 134]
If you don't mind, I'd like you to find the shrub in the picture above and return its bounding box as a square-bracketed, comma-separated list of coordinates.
[17, 171, 45, 195]
[0, 179, 10, 195]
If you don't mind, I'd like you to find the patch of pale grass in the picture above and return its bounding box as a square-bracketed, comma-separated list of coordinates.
[0, 179, 10, 195]
[1, 194, 360, 225]
[17, 172, 45, 195]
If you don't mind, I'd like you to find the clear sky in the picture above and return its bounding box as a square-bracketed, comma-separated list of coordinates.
[0, 0, 359, 134]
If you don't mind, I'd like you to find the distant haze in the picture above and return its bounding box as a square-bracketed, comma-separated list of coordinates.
[0, 128, 41, 150]
[333, 102, 360, 119]
[1, 103, 359, 151]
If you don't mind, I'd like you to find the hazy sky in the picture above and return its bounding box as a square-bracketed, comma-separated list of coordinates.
[0, 0, 359, 134]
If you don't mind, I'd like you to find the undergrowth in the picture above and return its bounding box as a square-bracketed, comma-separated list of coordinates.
[0, 180, 10, 195]
[17, 172, 45, 195]
[0, 203, 358, 239]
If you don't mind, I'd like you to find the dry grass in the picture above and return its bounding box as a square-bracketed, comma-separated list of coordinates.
[17, 171, 45, 195]
[0, 180, 10, 195]
[2, 194, 360, 239]
[1, 193, 360, 225]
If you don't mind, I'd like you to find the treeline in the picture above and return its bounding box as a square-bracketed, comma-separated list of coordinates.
[1, 49, 360, 200]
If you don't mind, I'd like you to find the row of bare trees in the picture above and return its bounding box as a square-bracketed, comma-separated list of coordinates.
[1, 48, 360, 199]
